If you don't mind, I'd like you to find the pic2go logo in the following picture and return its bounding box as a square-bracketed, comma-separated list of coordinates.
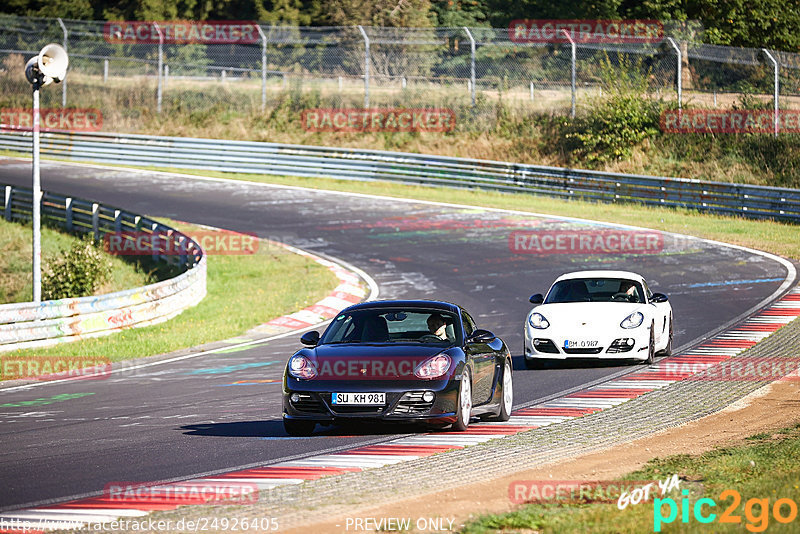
[654, 489, 799, 532]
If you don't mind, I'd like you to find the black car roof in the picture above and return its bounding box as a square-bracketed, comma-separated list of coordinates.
[342, 299, 461, 314]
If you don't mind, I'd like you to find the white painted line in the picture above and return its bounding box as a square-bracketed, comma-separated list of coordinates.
[277, 456, 409, 468]
[193, 478, 304, 489]
[35, 508, 149, 518]
[604, 380, 675, 388]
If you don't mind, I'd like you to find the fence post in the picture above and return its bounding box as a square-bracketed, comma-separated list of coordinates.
[65, 197, 73, 230]
[153, 22, 163, 113]
[4, 186, 11, 221]
[760, 49, 780, 138]
[256, 24, 268, 112]
[92, 203, 100, 241]
[464, 27, 476, 107]
[357, 25, 370, 108]
[103, 58, 109, 82]
[57, 18, 68, 107]
[560, 29, 576, 118]
[530, 81, 534, 101]
[666, 37, 682, 111]
[151, 222, 160, 262]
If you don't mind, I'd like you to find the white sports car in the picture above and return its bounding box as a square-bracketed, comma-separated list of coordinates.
[523, 270, 673, 368]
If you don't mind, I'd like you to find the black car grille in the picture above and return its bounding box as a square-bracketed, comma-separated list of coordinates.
[563, 347, 603, 355]
[289, 392, 326, 413]
[532, 338, 560, 354]
[392, 391, 434, 415]
[327, 393, 387, 415]
[606, 338, 635, 353]
[329, 404, 386, 415]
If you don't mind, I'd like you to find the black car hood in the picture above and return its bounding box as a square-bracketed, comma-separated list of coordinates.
[312, 343, 448, 359]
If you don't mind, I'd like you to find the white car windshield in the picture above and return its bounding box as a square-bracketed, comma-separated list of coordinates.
[545, 278, 644, 304]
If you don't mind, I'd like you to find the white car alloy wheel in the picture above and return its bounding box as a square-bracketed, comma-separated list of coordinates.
[503, 360, 513, 412]
[453, 370, 472, 431]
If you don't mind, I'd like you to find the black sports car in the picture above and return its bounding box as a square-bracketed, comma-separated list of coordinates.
[282, 300, 513, 436]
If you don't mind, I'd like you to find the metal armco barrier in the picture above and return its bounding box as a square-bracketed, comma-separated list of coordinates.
[0, 184, 206, 351]
[1, 130, 799, 222]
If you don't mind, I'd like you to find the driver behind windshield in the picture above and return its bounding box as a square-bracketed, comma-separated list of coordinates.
[427, 313, 449, 340]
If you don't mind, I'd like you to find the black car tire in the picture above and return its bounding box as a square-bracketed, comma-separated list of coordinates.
[643, 322, 655, 365]
[283, 418, 315, 436]
[451, 368, 472, 432]
[488, 359, 513, 422]
[660, 317, 673, 357]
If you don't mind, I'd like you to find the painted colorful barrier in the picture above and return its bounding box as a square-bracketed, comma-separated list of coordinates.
[0, 185, 206, 351]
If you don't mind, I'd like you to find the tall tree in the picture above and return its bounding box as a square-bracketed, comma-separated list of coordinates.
[431, 0, 488, 27]
[317, 0, 435, 27]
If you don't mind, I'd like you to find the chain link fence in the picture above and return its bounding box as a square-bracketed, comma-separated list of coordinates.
[1, 15, 799, 134]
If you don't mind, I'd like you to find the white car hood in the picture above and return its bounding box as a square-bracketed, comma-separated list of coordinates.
[532, 302, 647, 330]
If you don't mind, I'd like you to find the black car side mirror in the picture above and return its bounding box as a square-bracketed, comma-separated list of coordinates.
[468, 329, 496, 343]
[300, 331, 320, 346]
[651, 293, 668, 303]
[529, 293, 544, 304]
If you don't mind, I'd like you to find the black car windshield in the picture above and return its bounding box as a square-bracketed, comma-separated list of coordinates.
[320, 308, 460, 345]
[545, 278, 645, 304]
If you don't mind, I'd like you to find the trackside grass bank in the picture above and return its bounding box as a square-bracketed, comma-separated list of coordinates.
[0, 218, 151, 303]
[2, 219, 338, 366]
[461, 422, 800, 533]
[136, 168, 800, 261]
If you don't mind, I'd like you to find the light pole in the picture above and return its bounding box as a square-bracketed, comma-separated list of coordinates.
[24, 44, 69, 304]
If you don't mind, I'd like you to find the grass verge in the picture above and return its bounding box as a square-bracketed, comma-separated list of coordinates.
[461, 422, 800, 533]
[2, 219, 339, 365]
[109, 166, 800, 261]
[0, 218, 151, 303]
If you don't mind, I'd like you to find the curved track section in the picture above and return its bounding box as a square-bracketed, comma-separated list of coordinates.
[0, 159, 793, 511]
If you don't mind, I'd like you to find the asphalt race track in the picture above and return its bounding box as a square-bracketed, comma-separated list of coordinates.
[0, 159, 793, 511]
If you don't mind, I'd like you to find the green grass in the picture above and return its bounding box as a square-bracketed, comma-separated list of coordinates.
[3, 219, 339, 364]
[129, 167, 800, 261]
[0, 218, 151, 303]
[461, 424, 800, 533]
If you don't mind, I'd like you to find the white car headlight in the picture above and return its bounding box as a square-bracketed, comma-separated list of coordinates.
[528, 312, 550, 329]
[620, 311, 644, 329]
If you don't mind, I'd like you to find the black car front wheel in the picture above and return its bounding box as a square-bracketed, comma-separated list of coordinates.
[283, 418, 315, 436]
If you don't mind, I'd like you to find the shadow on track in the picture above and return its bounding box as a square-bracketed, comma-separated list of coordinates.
[510, 354, 640, 371]
[181, 420, 426, 438]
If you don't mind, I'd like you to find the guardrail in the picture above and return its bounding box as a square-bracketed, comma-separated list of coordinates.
[0, 130, 799, 222]
[0, 184, 206, 351]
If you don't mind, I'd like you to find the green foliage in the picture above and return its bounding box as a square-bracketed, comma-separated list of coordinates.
[561, 94, 662, 164]
[558, 55, 664, 164]
[42, 234, 112, 300]
[432, 0, 488, 27]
